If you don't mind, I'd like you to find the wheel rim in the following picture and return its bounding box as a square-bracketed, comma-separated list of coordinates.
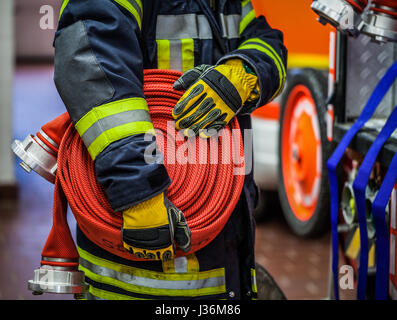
[281, 85, 322, 222]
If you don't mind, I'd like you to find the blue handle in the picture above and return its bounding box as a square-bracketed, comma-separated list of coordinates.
[327, 61, 397, 300]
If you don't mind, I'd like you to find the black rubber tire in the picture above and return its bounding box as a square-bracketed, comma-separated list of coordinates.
[278, 68, 331, 238]
[255, 262, 287, 300]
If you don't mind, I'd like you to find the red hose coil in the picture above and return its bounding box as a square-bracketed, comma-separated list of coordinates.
[41, 69, 245, 264]
[345, 0, 368, 13]
[370, 0, 397, 17]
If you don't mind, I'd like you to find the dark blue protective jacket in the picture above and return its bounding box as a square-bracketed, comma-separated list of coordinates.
[54, 0, 287, 213]
[54, 0, 287, 300]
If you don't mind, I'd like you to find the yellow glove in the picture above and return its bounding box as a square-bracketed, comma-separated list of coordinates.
[172, 59, 259, 138]
[122, 193, 191, 261]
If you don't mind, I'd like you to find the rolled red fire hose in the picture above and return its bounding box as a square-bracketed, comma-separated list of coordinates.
[40, 69, 245, 266]
[345, 0, 368, 13]
[370, 0, 397, 16]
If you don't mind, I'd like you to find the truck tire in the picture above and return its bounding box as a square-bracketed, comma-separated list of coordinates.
[278, 68, 331, 237]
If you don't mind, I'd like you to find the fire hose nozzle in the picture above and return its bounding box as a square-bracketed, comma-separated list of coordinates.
[28, 263, 88, 295]
[11, 134, 57, 184]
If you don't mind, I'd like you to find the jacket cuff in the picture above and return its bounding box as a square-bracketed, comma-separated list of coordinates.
[94, 134, 171, 212]
[217, 50, 283, 114]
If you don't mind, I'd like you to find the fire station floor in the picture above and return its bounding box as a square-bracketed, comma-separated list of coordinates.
[0, 64, 356, 300]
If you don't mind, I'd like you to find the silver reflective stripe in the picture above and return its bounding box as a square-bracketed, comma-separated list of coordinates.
[251, 272, 257, 289]
[79, 256, 225, 290]
[169, 39, 183, 72]
[242, 1, 254, 18]
[220, 14, 241, 39]
[156, 14, 212, 40]
[81, 109, 152, 148]
[197, 15, 212, 39]
[125, 0, 142, 19]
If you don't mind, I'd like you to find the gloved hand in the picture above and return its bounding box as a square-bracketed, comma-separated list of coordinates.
[122, 192, 191, 261]
[172, 59, 259, 138]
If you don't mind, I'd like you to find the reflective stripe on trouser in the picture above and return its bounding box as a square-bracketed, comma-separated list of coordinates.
[74, 97, 154, 160]
[238, 38, 286, 100]
[77, 247, 227, 299]
[156, 39, 195, 72]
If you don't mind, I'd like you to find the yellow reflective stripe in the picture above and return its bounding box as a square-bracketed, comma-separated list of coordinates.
[181, 39, 195, 72]
[187, 254, 199, 273]
[157, 39, 195, 72]
[239, 10, 255, 35]
[59, 0, 142, 28]
[113, 0, 142, 29]
[162, 254, 199, 273]
[162, 259, 175, 273]
[79, 264, 226, 297]
[75, 98, 153, 160]
[157, 40, 171, 70]
[88, 121, 154, 160]
[238, 43, 284, 99]
[87, 285, 147, 300]
[59, 0, 69, 20]
[239, 1, 255, 35]
[78, 246, 225, 282]
[75, 98, 149, 134]
[78, 247, 225, 286]
[251, 268, 258, 293]
[287, 53, 329, 69]
[241, 38, 286, 77]
[239, 38, 286, 99]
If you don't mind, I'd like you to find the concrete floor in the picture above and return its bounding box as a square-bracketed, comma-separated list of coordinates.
[0, 64, 355, 300]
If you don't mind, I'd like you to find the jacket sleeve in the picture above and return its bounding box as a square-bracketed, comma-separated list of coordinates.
[54, 0, 171, 212]
[217, 0, 288, 114]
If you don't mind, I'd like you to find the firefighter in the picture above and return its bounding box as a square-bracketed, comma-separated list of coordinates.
[54, 0, 287, 300]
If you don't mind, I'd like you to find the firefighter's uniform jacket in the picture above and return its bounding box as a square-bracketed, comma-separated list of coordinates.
[55, 0, 287, 300]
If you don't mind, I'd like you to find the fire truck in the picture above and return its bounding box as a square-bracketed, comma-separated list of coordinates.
[310, 0, 397, 301]
[251, 0, 333, 237]
[253, 0, 397, 299]
[254, 0, 397, 300]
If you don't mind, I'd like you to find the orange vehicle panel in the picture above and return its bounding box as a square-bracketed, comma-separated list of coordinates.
[252, 0, 332, 68]
[251, 0, 333, 120]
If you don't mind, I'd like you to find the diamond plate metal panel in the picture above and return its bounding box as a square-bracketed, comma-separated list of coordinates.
[345, 34, 397, 120]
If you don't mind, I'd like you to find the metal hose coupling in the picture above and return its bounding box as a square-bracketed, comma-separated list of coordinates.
[28, 258, 88, 296]
[358, 0, 397, 43]
[341, 180, 378, 239]
[12, 132, 57, 183]
[311, 0, 368, 37]
[341, 181, 358, 226]
[364, 186, 379, 240]
[11, 112, 71, 184]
